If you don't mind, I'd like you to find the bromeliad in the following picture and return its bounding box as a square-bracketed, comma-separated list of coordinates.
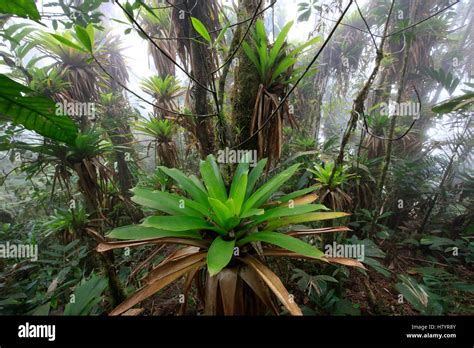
[99, 155, 362, 315]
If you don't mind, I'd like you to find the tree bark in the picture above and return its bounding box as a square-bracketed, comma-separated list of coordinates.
[232, 0, 263, 151]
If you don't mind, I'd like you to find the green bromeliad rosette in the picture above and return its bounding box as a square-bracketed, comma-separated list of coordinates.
[99, 155, 362, 315]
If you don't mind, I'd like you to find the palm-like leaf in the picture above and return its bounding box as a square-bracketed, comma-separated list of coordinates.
[134, 117, 174, 142]
[140, 75, 184, 118]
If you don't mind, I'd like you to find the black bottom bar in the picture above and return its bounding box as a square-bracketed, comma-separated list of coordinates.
[0, 316, 472, 346]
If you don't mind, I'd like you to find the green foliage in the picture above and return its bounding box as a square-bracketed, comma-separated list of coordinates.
[64, 273, 108, 315]
[73, 24, 95, 53]
[191, 17, 211, 44]
[189, 15, 229, 49]
[423, 67, 460, 95]
[349, 236, 390, 278]
[134, 118, 175, 142]
[293, 268, 338, 297]
[0, 23, 41, 71]
[396, 267, 474, 314]
[297, 1, 321, 22]
[307, 161, 354, 211]
[207, 236, 235, 276]
[0, 0, 41, 21]
[292, 135, 316, 151]
[43, 207, 88, 239]
[43, 0, 107, 28]
[350, 209, 393, 238]
[140, 75, 184, 101]
[34, 29, 103, 66]
[308, 161, 355, 190]
[242, 19, 320, 87]
[365, 112, 390, 135]
[432, 83, 474, 113]
[29, 67, 70, 96]
[0, 0, 472, 318]
[137, 167, 171, 191]
[396, 274, 432, 313]
[0, 237, 89, 315]
[66, 130, 112, 162]
[0, 74, 78, 145]
[140, 3, 171, 28]
[108, 155, 348, 276]
[293, 268, 361, 315]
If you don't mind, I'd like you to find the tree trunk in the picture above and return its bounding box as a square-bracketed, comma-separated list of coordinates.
[108, 126, 136, 198]
[232, 0, 263, 151]
[182, 1, 217, 157]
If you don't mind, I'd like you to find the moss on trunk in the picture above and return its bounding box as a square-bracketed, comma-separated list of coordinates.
[231, 0, 263, 151]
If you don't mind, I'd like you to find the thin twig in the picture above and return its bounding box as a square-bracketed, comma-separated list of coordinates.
[314, 0, 459, 39]
[360, 85, 421, 141]
[355, 0, 377, 50]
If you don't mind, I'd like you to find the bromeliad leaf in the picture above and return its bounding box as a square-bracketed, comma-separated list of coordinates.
[64, 274, 107, 315]
[242, 41, 262, 77]
[269, 21, 293, 67]
[272, 57, 297, 81]
[251, 204, 329, 226]
[106, 225, 202, 241]
[50, 33, 88, 52]
[159, 166, 209, 206]
[208, 198, 233, 226]
[143, 216, 225, 234]
[432, 91, 474, 113]
[255, 20, 267, 44]
[237, 231, 324, 259]
[289, 36, 321, 56]
[240, 208, 265, 219]
[131, 187, 208, 217]
[246, 158, 268, 198]
[229, 172, 248, 215]
[266, 211, 350, 230]
[277, 186, 319, 203]
[199, 155, 227, 203]
[243, 163, 301, 212]
[207, 237, 235, 276]
[74, 24, 93, 52]
[214, 22, 229, 47]
[190, 174, 207, 192]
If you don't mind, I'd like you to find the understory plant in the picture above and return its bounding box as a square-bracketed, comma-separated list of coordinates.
[308, 161, 355, 211]
[99, 155, 361, 315]
[134, 117, 179, 168]
[140, 75, 184, 118]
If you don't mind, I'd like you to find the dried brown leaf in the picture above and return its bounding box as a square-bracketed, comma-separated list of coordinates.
[110, 259, 206, 316]
[239, 255, 302, 316]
